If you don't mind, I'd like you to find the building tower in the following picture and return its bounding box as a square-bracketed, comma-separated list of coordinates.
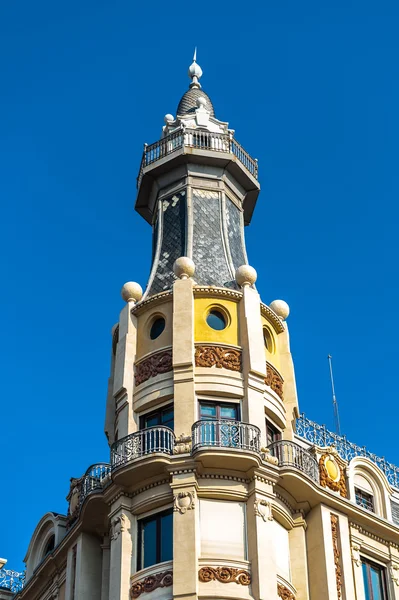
[8, 55, 399, 600]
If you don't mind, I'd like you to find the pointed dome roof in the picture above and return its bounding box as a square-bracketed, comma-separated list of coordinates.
[176, 50, 215, 117]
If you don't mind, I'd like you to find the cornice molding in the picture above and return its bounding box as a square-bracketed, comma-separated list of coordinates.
[260, 303, 285, 333]
[131, 291, 173, 316]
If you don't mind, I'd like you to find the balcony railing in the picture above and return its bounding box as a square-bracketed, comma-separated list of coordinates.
[0, 569, 25, 593]
[80, 463, 111, 506]
[137, 128, 258, 187]
[296, 414, 399, 489]
[192, 419, 261, 453]
[111, 426, 175, 470]
[268, 440, 319, 483]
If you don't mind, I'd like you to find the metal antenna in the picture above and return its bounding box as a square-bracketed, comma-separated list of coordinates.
[328, 354, 341, 435]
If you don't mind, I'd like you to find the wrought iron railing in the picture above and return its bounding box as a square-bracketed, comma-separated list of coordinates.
[111, 426, 175, 470]
[192, 419, 261, 453]
[0, 568, 25, 593]
[80, 463, 112, 506]
[137, 128, 258, 187]
[296, 414, 399, 489]
[268, 439, 319, 483]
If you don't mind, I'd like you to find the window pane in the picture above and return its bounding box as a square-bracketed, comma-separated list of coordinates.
[142, 518, 157, 568]
[220, 405, 238, 420]
[161, 407, 174, 428]
[144, 413, 161, 428]
[160, 511, 173, 562]
[200, 404, 217, 418]
[370, 566, 383, 600]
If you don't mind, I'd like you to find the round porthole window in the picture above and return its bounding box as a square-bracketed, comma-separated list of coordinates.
[150, 317, 165, 340]
[206, 309, 227, 331]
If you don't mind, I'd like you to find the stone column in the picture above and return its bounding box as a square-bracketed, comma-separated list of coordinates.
[100, 535, 110, 600]
[108, 506, 134, 600]
[172, 277, 195, 439]
[247, 477, 277, 600]
[239, 285, 267, 446]
[289, 515, 310, 600]
[170, 470, 198, 600]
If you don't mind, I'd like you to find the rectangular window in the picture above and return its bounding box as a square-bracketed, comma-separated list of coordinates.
[140, 404, 174, 429]
[198, 401, 240, 447]
[355, 488, 374, 512]
[266, 420, 281, 446]
[362, 558, 388, 600]
[137, 509, 173, 570]
[199, 402, 239, 421]
[391, 501, 399, 526]
[139, 405, 174, 454]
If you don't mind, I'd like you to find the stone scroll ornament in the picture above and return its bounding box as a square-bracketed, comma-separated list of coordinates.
[66, 476, 84, 529]
[264, 362, 284, 400]
[134, 350, 172, 386]
[130, 571, 173, 599]
[195, 346, 242, 372]
[319, 452, 347, 498]
[277, 583, 296, 600]
[198, 567, 251, 585]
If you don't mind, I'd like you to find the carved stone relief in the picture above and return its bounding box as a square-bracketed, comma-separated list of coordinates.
[319, 451, 347, 497]
[130, 571, 173, 598]
[264, 362, 284, 400]
[134, 350, 172, 386]
[195, 345, 242, 372]
[198, 566, 251, 585]
[66, 476, 84, 529]
[277, 583, 296, 600]
[254, 499, 273, 522]
[110, 514, 126, 540]
[351, 542, 361, 567]
[173, 491, 195, 514]
[391, 563, 399, 586]
[331, 514, 342, 600]
[173, 433, 192, 454]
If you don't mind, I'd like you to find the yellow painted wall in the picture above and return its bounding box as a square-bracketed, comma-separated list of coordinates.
[136, 300, 173, 360]
[194, 297, 239, 346]
[261, 314, 281, 371]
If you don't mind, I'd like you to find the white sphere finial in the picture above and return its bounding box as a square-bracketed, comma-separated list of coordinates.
[270, 299, 290, 320]
[196, 96, 207, 108]
[121, 282, 143, 303]
[235, 265, 257, 287]
[164, 114, 174, 124]
[188, 47, 202, 88]
[173, 257, 195, 280]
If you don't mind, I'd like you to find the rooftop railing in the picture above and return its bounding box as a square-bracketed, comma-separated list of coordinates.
[137, 128, 258, 187]
[111, 426, 175, 470]
[0, 569, 25, 594]
[268, 439, 319, 483]
[296, 414, 399, 490]
[192, 419, 261, 453]
[79, 463, 112, 506]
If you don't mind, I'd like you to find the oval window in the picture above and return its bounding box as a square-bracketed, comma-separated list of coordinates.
[263, 328, 273, 353]
[206, 310, 227, 331]
[150, 317, 165, 340]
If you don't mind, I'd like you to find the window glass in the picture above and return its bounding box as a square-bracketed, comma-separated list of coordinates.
[362, 559, 388, 600]
[355, 488, 374, 512]
[138, 509, 173, 570]
[200, 404, 217, 419]
[142, 405, 174, 429]
[150, 317, 165, 340]
[160, 511, 173, 562]
[266, 421, 281, 446]
[161, 407, 174, 428]
[206, 310, 226, 330]
[142, 518, 157, 569]
[220, 405, 238, 420]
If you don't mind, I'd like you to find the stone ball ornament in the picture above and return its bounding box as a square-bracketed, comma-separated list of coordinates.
[269, 299, 290, 320]
[196, 96, 207, 108]
[164, 113, 174, 124]
[235, 265, 257, 287]
[173, 257, 195, 280]
[121, 281, 143, 303]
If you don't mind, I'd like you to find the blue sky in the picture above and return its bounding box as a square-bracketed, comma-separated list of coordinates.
[1, 0, 398, 571]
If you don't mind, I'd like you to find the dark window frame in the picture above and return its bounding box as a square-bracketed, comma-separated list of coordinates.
[137, 508, 173, 571]
[361, 557, 389, 600]
[355, 487, 375, 513]
[199, 400, 240, 421]
[139, 404, 174, 430]
[266, 420, 281, 446]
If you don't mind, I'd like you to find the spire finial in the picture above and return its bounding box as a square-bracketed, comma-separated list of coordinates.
[188, 48, 202, 89]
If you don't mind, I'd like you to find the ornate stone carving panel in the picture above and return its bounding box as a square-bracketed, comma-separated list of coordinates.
[331, 514, 342, 600]
[173, 491, 195, 514]
[134, 350, 173, 385]
[195, 345, 242, 371]
[265, 362, 284, 400]
[130, 571, 173, 598]
[319, 451, 347, 497]
[254, 498, 273, 521]
[199, 566, 251, 585]
[277, 583, 295, 600]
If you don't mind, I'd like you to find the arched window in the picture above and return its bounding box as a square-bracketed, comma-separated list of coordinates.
[43, 534, 55, 558]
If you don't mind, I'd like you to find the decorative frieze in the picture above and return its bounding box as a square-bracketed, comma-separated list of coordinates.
[331, 514, 343, 600]
[195, 345, 242, 372]
[265, 362, 284, 400]
[254, 499, 273, 522]
[130, 571, 173, 598]
[174, 491, 195, 514]
[277, 583, 296, 600]
[134, 350, 173, 385]
[198, 566, 251, 585]
[319, 451, 347, 497]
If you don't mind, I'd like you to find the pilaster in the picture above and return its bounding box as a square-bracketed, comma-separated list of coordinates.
[108, 503, 134, 600]
[170, 470, 198, 600]
[172, 278, 195, 439]
[289, 515, 310, 600]
[277, 325, 299, 440]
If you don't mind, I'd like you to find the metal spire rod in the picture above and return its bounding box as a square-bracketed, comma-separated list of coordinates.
[328, 354, 341, 435]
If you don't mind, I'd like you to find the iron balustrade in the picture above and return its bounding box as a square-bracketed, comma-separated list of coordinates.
[191, 419, 261, 453]
[137, 128, 258, 187]
[80, 463, 111, 506]
[0, 569, 25, 593]
[268, 440, 319, 483]
[111, 426, 175, 470]
[296, 414, 399, 490]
